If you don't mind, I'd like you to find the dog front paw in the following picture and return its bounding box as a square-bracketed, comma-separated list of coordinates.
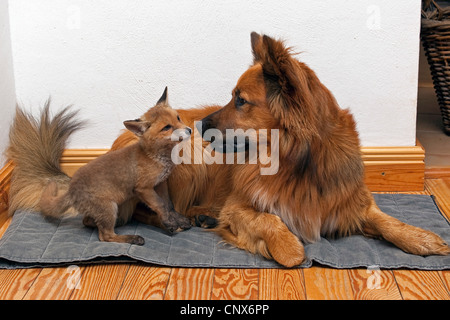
[194, 215, 218, 228]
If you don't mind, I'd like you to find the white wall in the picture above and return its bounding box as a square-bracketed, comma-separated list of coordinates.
[0, 0, 16, 166]
[8, 0, 421, 148]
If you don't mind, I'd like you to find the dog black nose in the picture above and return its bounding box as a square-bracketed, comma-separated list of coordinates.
[198, 108, 221, 139]
[198, 114, 214, 135]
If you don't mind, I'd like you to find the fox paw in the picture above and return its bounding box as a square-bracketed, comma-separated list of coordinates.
[161, 211, 192, 233]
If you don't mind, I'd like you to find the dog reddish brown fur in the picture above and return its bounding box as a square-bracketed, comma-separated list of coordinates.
[111, 33, 450, 266]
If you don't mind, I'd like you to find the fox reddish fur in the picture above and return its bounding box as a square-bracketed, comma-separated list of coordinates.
[9, 89, 192, 245]
[7, 33, 450, 267]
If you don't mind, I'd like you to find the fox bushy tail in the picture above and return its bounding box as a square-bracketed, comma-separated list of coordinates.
[38, 180, 75, 218]
[6, 99, 85, 215]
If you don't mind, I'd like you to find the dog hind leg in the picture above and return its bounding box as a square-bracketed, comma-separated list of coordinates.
[216, 194, 305, 267]
[362, 200, 450, 256]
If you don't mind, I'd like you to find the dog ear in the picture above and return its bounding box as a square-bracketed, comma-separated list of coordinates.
[123, 119, 151, 137]
[258, 35, 302, 96]
[253, 34, 320, 140]
[156, 86, 169, 105]
[251, 32, 262, 63]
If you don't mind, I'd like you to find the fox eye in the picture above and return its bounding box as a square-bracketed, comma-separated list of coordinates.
[235, 95, 247, 108]
[161, 124, 172, 131]
[177, 115, 181, 121]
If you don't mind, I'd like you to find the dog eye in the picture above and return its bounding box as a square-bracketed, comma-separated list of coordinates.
[161, 124, 172, 131]
[177, 115, 181, 122]
[235, 96, 247, 108]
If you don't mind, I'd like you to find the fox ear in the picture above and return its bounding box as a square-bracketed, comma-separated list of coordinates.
[156, 86, 169, 105]
[123, 119, 151, 137]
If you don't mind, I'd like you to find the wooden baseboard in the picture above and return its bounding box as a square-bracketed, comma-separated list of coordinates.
[0, 145, 425, 196]
[425, 167, 450, 179]
[60, 149, 108, 177]
[59, 144, 426, 192]
[361, 144, 425, 191]
[0, 161, 14, 211]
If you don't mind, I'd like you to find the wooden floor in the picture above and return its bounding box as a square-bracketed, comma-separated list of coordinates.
[0, 178, 449, 300]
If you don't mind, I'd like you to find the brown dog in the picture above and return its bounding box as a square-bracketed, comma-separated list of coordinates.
[196, 33, 450, 265]
[111, 33, 450, 266]
[38, 87, 192, 244]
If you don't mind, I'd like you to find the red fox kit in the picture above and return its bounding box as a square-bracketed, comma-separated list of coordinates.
[39, 88, 192, 245]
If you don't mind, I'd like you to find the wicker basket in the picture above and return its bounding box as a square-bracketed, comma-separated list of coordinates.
[421, 0, 450, 135]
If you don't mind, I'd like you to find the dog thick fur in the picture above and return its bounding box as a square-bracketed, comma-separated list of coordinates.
[8, 33, 450, 266]
[111, 33, 450, 266]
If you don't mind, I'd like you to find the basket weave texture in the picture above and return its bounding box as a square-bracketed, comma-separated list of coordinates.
[421, 0, 450, 135]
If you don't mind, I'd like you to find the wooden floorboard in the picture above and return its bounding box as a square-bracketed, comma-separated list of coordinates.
[117, 264, 171, 300]
[211, 269, 259, 300]
[0, 178, 449, 300]
[426, 179, 450, 220]
[164, 268, 214, 300]
[302, 266, 355, 300]
[23, 266, 84, 300]
[259, 269, 306, 300]
[393, 270, 450, 300]
[347, 269, 402, 300]
[69, 264, 130, 300]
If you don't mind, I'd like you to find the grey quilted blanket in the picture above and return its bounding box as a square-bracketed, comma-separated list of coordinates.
[0, 194, 449, 269]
